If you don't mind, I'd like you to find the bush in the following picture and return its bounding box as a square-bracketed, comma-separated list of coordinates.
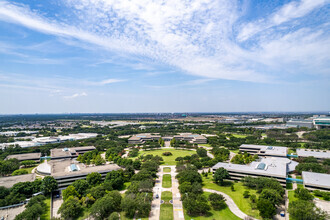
[162, 152, 173, 156]
[12, 169, 28, 176]
[243, 190, 250, 198]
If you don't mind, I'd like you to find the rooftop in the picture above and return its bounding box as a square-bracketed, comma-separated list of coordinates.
[6, 152, 41, 161]
[240, 144, 288, 157]
[296, 149, 330, 159]
[0, 174, 36, 188]
[302, 171, 330, 189]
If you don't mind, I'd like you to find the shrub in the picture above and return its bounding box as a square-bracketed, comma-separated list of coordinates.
[162, 152, 173, 156]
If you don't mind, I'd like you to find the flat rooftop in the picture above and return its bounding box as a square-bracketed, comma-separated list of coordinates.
[296, 149, 330, 159]
[240, 144, 288, 157]
[51, 146, 96, 158]
[0, 174, 36, 188]
[213, 157, 298, 178]
[302, 171, 330, 189]
[6, 152, 41, 161]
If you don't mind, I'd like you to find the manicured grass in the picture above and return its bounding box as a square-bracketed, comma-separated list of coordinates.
[183, 192, 241, 220]
[202, 174, 260, 218]
[20, 166, 37, 174]
[160, 191, 173, 220]
[199, 144, 211, 147]
[162, 174, 172, 188]
[230, 149, 240, 153]
[163, 167, 171, 172]
[231, 134, 248, 138]
[40, 197, 51, 220]
[297, 183, 304, 189]
[288, 191, 298, 203]
[134, 149, 196, 165]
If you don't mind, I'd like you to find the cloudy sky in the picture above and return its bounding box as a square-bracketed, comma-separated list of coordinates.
[0, 0, 329, 114]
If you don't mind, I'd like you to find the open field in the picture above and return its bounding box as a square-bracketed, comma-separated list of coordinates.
[163, 167, 171, 172]
[160, 191, 173, 220]
[183, 192, 241, 220]
[134, 149, 196, 165]
[162, 174, 172, 188]
[202, 174, 260, 218]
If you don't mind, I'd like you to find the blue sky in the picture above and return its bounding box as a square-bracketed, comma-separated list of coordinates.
[0, 0, 329, 114]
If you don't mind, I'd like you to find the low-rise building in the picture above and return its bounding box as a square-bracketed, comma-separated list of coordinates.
[212, 157, 298, 186]
[0, 174, 36, 188]
[239, 144, 288, 157]
[173, 133, 207, 144]
[50, 146, 96, 160]
[302, 171, 330, 191]
[286, 119, 314, 128]
[296, 149, 330, 161]
[313, 117, 330, 130]
[6, 152, 41, 162]
[128, 133, 161, 144]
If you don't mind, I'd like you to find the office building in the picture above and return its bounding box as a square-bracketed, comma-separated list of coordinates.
[173, 133, 207, 144]
[302, 171, 330, 191]
[6, 152, 41, 162]
[296, 149, 330, 161]
[128, 133, 161, 144]
[313, 117, 330, 130]
[50, 146, 96, 160]
[239, 144, 288, 157]
[286, 119, 314, 128]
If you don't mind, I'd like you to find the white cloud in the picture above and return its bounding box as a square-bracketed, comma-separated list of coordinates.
[98, 79, 125, 85]
[0, 0, 328, 83]
[237, 0, 326, 41]
[64, 92, 87, 99]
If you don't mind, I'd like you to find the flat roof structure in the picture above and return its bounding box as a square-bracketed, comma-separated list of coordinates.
[50, 146, 96, 159]
[0, 174, 36, 188]
[128, 133, 161, 144]
[212, 157, 298, 186]
[173, 133, 207, 144]
[302, 171, 330, 191]
[240, 144, 288, 157]
[6, 152, 41, 162]
[296, 149, 330, 160]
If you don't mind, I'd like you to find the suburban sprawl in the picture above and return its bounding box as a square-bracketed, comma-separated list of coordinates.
[0, 113, 329, 220]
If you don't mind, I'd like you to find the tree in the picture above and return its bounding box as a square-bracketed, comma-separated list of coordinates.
[41, 176, 58, 195]
[182, 194, 210, 216]
[12, 169, 28, 176]
[121, 193, 137, 218]
[208, 193, 226, 210]
[86, 172, 102, 186]
[94, 154, 105, 166]
[170, 138, 176, 147]
[289, 200, 328, 220]
[133, 160, 141, 170]
[259, 189, 283, 206]
[196, 148, 207, 157]
[257, 198, 276, 219]
[176, 169, 202, 184]
[72, 179, 89, 196]
[213, 168, 229, 185]
[63, 185, 80, 200]
[108, 212, 120, 220]
[243, 190, 250, 198]
[90, 191, 122, 220]
[58, 196, 82, 219]
[105, 170, 124, 190]
[294, 188, 314, 201]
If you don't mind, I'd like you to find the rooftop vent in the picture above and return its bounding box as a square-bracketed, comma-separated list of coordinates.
[256, 163, 266, 170]
[267, 146, 274, 150]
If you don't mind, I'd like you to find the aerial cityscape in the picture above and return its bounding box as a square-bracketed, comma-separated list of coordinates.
[0, 0, 329, 220]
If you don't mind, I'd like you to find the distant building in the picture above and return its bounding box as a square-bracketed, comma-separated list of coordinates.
[6, 152, 41, 162]
[0, 174, 36, 188]
[50, 146, 96, 160]
[313, 117, 330, 130]
[212, 157, 298, 186]
[302, 171, 330, 191]
[296, 149, 330, 161]
[239, 144, 288, 158]
[128, 133, 161, 144]
[173, 133, 207, 144]
[286, 119, 313, 128]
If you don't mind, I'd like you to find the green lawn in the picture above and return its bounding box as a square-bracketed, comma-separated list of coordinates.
[162, 174, 172, 188]
[199, 144, 211, 147]
[202, 174, 260, 218]
[297, 184, 304, 189]
[134, 149, 196, 165]
[163, 167, 171, 172]
[160, 191, 173, 220]
[40, 197, 51, 220]
[20, 166, 37, 174]
[288, 191, 298, 203]
[183, 192, 241, 220]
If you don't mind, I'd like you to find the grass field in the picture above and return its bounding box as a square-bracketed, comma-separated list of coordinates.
[163, 167, 171, 172]
[162, 174, 172, 188]
[183, 192, 241, 220]
[288, 190, 298, 203]
[160, 191, 173, 220]
[229, 134, 248, 138]
[199, 144, 211, 147]
[134, 149, 196, 165]
[202, 174, 260, 218]
[40, 197, 51, 220]
[20, 166, 37, 174]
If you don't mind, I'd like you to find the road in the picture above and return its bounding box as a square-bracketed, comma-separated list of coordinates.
[149, 168, 163, 220]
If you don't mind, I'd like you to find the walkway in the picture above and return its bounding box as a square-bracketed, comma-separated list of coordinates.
[149, 168, 163, 220]
[203, 188, 257, 220]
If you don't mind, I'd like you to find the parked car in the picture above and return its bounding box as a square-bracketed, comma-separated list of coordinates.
[155, 194, 159, 199]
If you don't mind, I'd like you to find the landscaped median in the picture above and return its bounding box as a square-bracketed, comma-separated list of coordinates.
[163, 167, 171, 172]
[160, 191, 173, 220]
[162, 174, 172, 188]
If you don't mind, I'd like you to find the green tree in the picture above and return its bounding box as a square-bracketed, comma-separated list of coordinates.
[257, 198, 276, 219]
[213, 168, 229, 185]
[41, 176, 58, 195]
[289, 200, 328, 220]
[90, 191, 122, 220]
[243, 190, 250, 198]
[72, 179, 89, 196]
[108, 212, 120, 220]
[208, 193, 226, 210]
[196, 148, 207, 157]
[94, 154, 105, 166]
[63, 185, 80, 200]
[12, 169, 28, 176]
[294, 188, 314, 201]
[58, 196, 82, 219]
[121, 193, 137, 218]
[86, 172, 102, 186]
[170, 138, 176, 147]
[259, 189, 283, 206]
